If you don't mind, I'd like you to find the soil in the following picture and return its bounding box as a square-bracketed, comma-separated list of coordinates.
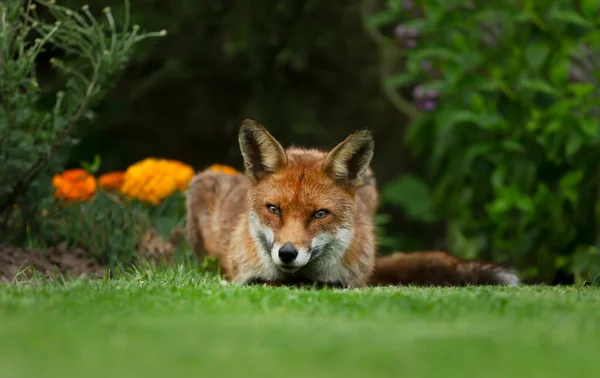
[0, 242, 106, 284]
[0, 227, 186, 284]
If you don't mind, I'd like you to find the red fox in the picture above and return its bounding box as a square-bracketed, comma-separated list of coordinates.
[185, 119, 519, 288]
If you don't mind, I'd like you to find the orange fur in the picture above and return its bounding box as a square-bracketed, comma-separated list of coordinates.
[185, 119, 520, 288]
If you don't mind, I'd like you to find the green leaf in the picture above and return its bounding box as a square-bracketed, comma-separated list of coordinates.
[455, 52, 483, 71]
[490, 166, 506, 189]
[559, 170, 583, 204]
[469, 92, 486, 111]
[581, 0, 599, 18]
[565, 132, 584, 158]
[80, 154, 102, 174]
[154, 216, 181, 239]
[549, 57, 570, 86]
[568, 83, 596, 98]
[381, 175, 437, 223]
[579, 119, 599, 137]
[518, 78, 560, 96]
[385, 72, 415, 89]
[549, 9, 593, 28]
[487, 196, 512, 215]
[548, 7, 594, 28]
[365, 10, 398, 28]
[501, 140, 524, 152]
[409, 47, 456, 62]
[525, 42, 549, 70]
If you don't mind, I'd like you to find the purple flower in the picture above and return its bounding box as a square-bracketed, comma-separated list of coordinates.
[422, 101, 437, 111]
[420, 60, 433, 71]
[426, 89, 439, 99]
[403, 0, 413, 9]
[406, 28, 420, 38]
[394, 24, 407, 38]
[406, 39, 417, 49]
[413, 85, 425, 99]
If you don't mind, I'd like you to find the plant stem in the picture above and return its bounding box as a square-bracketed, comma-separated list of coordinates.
[361, 0, 420, 120]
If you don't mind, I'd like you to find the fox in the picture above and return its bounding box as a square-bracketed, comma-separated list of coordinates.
[185, 118, 520, 288]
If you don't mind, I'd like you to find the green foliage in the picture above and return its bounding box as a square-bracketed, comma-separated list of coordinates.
[367, 0, 600, 283]
[382, 174, 436, 223]
[0, 0, 164, 240]
[29, 184, 189, 268]
[39, 189, 150, 266]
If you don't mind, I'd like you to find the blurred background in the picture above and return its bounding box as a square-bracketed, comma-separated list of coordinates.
[2, 0, 600, 285]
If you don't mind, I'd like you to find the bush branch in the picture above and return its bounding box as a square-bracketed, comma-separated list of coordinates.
[361, 0, 420, 120]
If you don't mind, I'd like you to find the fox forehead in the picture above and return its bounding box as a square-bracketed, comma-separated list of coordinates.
[251, 166, 354, 212]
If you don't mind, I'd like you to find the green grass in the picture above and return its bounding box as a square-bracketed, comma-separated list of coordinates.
[1, 269, 599, 378]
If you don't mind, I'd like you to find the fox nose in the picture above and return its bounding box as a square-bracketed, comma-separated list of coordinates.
[278, 242, 298, 264]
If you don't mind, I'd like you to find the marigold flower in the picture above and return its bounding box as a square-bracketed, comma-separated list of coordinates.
[98, 171, 125, 191]
[208, 164, 239, 175]
[120, 158, 195, 205]
[51, 168, 97, 202]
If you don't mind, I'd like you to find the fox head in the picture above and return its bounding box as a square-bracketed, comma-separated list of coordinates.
[238, 119, 374, 274]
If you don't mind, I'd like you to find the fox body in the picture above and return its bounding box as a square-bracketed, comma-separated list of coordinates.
[186, 119, 519, 288]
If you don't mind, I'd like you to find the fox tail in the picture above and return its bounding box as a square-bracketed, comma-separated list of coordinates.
[369, 251, 519, 287]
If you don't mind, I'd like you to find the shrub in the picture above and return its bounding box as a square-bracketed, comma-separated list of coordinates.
[0, 0, 165, 242]
[40, 188, 150, 267]
[365, 0, 600, 284]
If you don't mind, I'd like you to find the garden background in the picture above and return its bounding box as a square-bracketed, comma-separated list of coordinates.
[1, 0, 599, 285]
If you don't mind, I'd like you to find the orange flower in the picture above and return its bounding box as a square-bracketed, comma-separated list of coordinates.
[51, 168, 97, 202]
[98, 171, 125, 191]
[208, 164, 239, 175]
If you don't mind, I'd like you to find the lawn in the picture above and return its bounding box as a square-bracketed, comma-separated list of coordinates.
[0, 269, 599, 378]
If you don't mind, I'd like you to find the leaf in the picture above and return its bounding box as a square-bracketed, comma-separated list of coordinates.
[549, 57, 570, 86]
[565, 132, 584, 158]
[455, 51, 483, 71]
[487, 196, 512, 215]
[80, 154, 102, 174]
[581, 0, 599, 18]
[518, 78, 560, 96]
[490, 166, 506, 189]
[501, 140, 524, 152]
[579, 119, 599, 138]
[549, 8, 593, 28]
[381, 175, 437, 223]
[525, 42, 549, 70]
[154, 216, 180, 239]
[568, 83, 596, 98]
[559, 170, 583, 204]
[409, 47, 456, 62]
[469, 92, 486, 111]
[515, 10, 538, 24]
[365, 10, 398, 28]
[385, 72, 415, 89]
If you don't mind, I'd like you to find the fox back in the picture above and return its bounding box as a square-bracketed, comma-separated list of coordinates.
[186, 119, 378, 287]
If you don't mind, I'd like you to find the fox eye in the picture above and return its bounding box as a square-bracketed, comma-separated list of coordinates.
[312, 209, 329, 219]
[266, 204, 280, 215]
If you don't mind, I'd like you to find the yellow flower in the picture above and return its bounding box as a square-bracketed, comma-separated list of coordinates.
[208, 164, 239, 175]
[120, 158, 194, 205]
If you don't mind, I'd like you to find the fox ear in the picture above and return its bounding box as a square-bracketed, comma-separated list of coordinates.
[238, 119, 287, 183]
[322, 129, 374, 188]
